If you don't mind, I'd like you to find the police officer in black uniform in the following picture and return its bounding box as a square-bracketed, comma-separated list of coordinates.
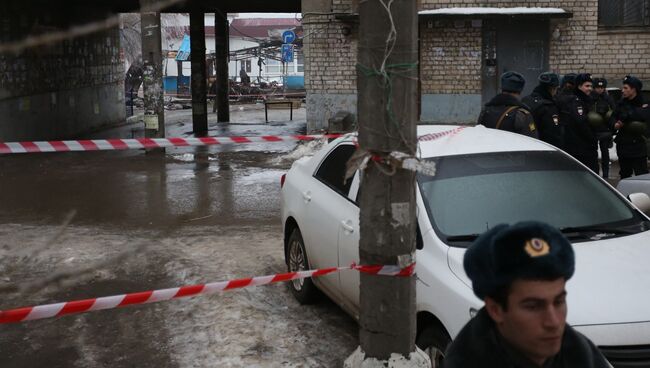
[443, 222, 610, 368]
[477, 72, 538, 138]
[559, 73, 577, 96]
[591, 78, 616, 178]
[523, 72, 564, 149]
[557, 73, 598, 172]
[612, 75, 649, 179]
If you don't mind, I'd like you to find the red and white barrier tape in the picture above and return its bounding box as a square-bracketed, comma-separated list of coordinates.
[0, 127, 467, 155]
[0, 134, 342, 155]
[418, 126, 466, 142]
[0, 263, 414, 324]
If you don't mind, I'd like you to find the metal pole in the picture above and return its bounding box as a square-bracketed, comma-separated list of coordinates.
[190, 9, 208, 134]
[353, 0, 420, 363]
[215, 10, 230, 122]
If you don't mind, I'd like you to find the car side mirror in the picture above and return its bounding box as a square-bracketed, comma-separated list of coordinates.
[628, 192, 650, 215]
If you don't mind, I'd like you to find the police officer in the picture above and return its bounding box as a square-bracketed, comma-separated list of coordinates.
[557, 73, 598, 172]
[612, 75, 649, 178]
[477, 72, 538, 138]
[559, 73, 577, 96]
[591, 78, 616, 178]
[443, 222, 610, 368]
[523, 72, 564, 149]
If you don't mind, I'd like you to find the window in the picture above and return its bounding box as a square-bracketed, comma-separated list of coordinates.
[244, 59, 251, 73]
[266, 59, 282, 74]
[314, 144, 356, 196]
[417, 151, 646, 246]
[297, 52, 304, 73]
[599, 0, 650, 27]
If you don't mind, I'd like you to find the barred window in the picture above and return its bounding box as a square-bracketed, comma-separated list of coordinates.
[599, 0, 650, 27]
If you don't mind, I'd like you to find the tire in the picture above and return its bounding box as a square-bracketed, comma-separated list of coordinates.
[286, 228, 319, 304]
[416, 325, 451, 368]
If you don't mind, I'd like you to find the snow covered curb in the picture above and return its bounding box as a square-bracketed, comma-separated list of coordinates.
[344, 346, 431, 368]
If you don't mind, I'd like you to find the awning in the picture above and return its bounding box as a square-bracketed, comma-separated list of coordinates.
[175, 34, 191, 61]
[419, 7, 572, 19]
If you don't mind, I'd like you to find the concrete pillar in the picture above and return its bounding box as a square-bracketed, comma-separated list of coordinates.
[190, 10, 208, 134]
[140, 3, 165, 139]
[215, 11, 230, 122]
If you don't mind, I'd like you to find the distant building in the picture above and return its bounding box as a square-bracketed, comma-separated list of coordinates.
[303, 0, 650, 131]
[162, 15, 303, 92]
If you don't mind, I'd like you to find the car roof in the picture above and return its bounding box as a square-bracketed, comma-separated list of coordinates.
[415, 125, 556, 158]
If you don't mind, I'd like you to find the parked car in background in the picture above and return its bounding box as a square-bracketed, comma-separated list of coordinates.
[281, 125, 650, 367]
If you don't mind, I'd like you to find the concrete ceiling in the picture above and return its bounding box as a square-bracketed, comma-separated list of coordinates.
[16, 0, 301, 14]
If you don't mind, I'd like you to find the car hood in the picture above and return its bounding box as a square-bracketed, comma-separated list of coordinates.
[447, 231, 650, 326]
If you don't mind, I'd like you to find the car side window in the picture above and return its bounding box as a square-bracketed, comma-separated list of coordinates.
[314, 144, 356, 196]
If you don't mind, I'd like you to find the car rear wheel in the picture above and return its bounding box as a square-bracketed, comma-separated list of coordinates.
[286, 228, 318, 304]
[416, 325, 451, 368]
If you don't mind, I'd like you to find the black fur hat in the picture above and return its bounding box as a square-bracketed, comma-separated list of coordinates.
[463, 221, 575, 300]
[538, 72, 560, 87]
[623, 75, 643, 92]
[575, 73, 593, 87]
[501, 71, 526, 93]
[594, 77, 607, 88]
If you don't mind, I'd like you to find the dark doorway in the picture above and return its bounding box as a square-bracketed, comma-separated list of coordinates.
[481, 19, 550, 103]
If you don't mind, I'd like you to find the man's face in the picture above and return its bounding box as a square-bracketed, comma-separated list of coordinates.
[486, 278, 567, 366]
[549, 86, 559, 97]
[578, 82, 593, 95]
[623, 84, 638, 100]
[594, 86, 605, 95]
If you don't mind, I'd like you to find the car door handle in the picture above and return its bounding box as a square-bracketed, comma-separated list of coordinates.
[302, 191, 311, 202]
[341, 220, 354, 233]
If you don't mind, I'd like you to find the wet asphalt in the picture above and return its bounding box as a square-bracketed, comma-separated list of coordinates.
[0, 105, 359, 367]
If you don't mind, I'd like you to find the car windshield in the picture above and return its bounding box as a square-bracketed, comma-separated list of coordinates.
[417, 151, 648, 246]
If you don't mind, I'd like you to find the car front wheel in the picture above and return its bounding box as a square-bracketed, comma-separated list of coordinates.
[416, 325, 451, 368]
[286, 228, 318, 304]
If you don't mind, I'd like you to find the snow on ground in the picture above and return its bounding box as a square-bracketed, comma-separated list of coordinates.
[0, 224, 357, 367]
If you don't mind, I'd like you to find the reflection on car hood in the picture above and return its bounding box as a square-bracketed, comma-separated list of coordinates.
[447, 231, 650, 326]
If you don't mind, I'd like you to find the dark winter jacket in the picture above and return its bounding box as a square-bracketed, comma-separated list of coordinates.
[477, 93, 538, 138]
[557, 90, 597, 156]
[443, 308, 610, 368]
[523, 86, 564, 148]
[612, 93, 649, 158]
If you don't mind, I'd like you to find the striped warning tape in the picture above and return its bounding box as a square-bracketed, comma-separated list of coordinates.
[0, 134, 343, 155]
[0, 128, 467, 155]
[0, 263, 414, 324]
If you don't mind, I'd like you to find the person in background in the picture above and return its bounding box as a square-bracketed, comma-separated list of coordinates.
[591, 78, 616, 178]
[558, 73, 598, 172]
[523, 72, 564, 149]
[559, 73, 577, 96]
[477, 71, 538, 138]
[443, 222, 610, 368]
[611, 75, 649, 179]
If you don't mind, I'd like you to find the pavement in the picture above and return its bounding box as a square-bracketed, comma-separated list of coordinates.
[0, 105, 358, 368]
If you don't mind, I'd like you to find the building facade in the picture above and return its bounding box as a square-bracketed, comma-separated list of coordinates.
[302, 0, 650, 130]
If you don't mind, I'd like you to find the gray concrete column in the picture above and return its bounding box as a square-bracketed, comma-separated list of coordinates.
[190, 10, 208, 134]
[140, 2, 165, 138]
[215, 11, 230, 122]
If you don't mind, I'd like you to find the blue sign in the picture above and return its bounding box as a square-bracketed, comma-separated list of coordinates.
[282, 30, 296, 44]
[282, 44, 294, 63]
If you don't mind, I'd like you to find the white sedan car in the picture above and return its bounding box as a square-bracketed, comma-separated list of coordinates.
[280, 125, 650, 367]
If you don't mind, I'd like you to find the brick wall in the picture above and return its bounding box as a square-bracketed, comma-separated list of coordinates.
[0, 7, 126, 140]
[420, 0, 650, 84]
[302, 14, 357, 95]
[419, 20, 481, 94]
[0, 13, 123, 101]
